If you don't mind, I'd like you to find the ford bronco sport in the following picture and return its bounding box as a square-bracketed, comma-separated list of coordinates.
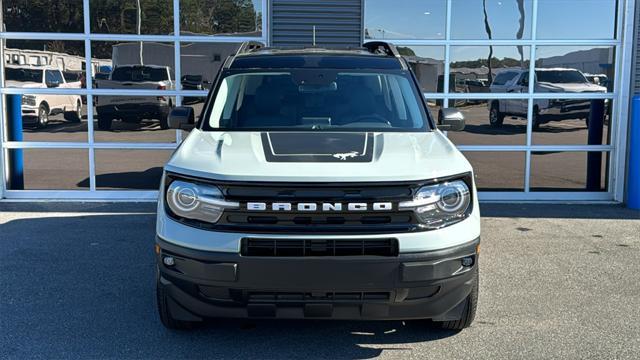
[155, 42, 481, 330]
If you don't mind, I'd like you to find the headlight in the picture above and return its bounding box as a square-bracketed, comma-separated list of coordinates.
[166, 180, 239, 223]
[22, 95, 36, 106]
[399, 179, 472, 229]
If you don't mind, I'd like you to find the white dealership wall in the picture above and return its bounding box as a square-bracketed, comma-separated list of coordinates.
[0, 0, 637, 202]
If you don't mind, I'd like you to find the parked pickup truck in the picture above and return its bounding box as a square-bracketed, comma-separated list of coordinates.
[488, 68, 607, 129]
[155, 42, 480, 331]
[4, 64, 83, 128]
[95, 64, 174, 130]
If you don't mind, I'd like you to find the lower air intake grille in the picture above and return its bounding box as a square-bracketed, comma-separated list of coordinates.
[241, 238, 399, 257]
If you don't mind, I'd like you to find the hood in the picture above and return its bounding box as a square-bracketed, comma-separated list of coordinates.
[166, 130, 472, 182]
[537, 81, 606, 93]
[4, 80, 45, 88]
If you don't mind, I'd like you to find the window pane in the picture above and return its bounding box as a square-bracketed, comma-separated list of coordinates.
[451, 0, 533, 40]
[451, 46, 530, 94]
[536, 0, 617, 40]
[93, 96, 177, 143]
[90, 0, 173, 35]
[181, 42, 241, 91]
[397, 46, 445, 93]
[535, 46, 615, 92]
[463, 152, 526, 191]
[4, 40, 86, 89]
[2, 0, 84, 33]
[3, 93, 86, 142]
[364, 0, 446, 40]
[95, 150, 172, 190]
[447, 100, 527, 145]
[91, 41, 175, 90]
[532, 99, 612, 145]
[180, 0, 263, 36]
[6, 149, 88, 190]
[530, 151, 609, 191]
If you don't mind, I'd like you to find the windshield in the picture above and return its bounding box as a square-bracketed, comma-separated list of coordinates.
[204, 70, 429, 131]
[536, 70, 587, 84]
[5, 68, 43, 83]
[111, 66, 168, 82]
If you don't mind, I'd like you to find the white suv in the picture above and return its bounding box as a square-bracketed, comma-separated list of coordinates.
[5, 65, 83, 127]
[155, 42, 481, 330]
[488, 68, 607, 128]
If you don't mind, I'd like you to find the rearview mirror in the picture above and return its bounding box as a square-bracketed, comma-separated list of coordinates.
[438, 108, 465, 131]
[168, 106, 195, 130]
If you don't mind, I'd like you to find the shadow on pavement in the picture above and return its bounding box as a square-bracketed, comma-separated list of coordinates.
[0, 213, 457, 359]
[480, 203, 639, 220]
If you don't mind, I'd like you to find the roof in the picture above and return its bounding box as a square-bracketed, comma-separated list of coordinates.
[5, 64, 60, 70]
[229, 48, 403, 70]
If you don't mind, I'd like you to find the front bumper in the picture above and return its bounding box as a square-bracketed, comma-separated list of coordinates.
[156, 236, 479, 321]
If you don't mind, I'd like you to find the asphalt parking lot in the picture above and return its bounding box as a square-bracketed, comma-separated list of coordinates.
[1, 203, 639, 359]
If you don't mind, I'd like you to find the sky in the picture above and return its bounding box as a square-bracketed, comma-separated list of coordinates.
[365, 0, 617, 46]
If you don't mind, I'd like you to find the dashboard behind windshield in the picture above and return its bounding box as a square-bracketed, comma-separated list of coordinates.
[202, 70, 430, 132]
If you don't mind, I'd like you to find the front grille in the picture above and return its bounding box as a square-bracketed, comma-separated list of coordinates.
[241, 238, 399, 257]
[246, 291, 391, 303]
[216, 181, 420, 234]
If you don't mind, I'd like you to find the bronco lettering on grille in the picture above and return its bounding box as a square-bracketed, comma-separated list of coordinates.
[246, 202, 394, 212]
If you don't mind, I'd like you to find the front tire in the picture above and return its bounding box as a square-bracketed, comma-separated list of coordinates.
[36, 103, 49, 128]
[97, 114, 113, 131]
[489, 102, 505, 127]
[156, 272, 197, 330]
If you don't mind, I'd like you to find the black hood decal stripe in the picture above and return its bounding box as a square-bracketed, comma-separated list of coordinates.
[261, 132, 375, 163]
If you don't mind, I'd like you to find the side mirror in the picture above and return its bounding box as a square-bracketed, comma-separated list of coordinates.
[46, 81, 60, 88]
[168, 106, 195, 130]
[438, 108, 465, 131]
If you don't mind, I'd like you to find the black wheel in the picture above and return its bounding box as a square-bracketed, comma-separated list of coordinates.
[156, 272, 197, 330]
[36, 103, 49, 128]
[489, 102, 505, 127]
[159, 112, 170, 130]
[435, 267, 479, 330]
[97, 114, 113, 130]
[532, 106, 541, 130]
[64, 101, 82, 123]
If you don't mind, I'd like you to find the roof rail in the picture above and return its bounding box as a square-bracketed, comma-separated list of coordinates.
[363, 41, 401, 58]
[235, 41, 265, 56]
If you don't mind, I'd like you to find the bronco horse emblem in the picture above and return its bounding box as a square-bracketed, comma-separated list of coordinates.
[332, 151, 360, 160]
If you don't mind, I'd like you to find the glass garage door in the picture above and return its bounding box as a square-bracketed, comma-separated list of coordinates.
[365, 0, 636, 201]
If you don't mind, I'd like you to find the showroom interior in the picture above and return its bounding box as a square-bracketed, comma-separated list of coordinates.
[0, 0, 638, 202]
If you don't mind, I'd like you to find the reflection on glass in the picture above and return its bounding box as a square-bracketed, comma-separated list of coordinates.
[2, 0, 84, 32]
[180, 0, 263, 36]
[364, 0, 446, 40]
[90, 0, 173, 34]
[537, 0, 617, 40]
[451, 46, 530, 93]
[536, 46, 615, 92]
[3, 93, 87, 142]
[91, 41, 175, 92]
[7, 149, 88, 190]
[463, 152, 525, 191]
[396, 46, 444, 93]
[532, 99, 611, 145]
[93, 96, 177, 142]
[447, 100, 526, 145]
[180, 42, 241, 92]
[451, 0, 532, 40]
[3, 40, 86, 88]
[531, 151, 608, 191]
[95, 150, 173, 190]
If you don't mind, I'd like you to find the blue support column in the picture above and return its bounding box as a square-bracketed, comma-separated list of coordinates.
[7, 94, 24, 190]
[628, 95, 640, 209]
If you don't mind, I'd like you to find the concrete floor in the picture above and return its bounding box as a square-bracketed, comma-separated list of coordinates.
[0, 203, 638, 359]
